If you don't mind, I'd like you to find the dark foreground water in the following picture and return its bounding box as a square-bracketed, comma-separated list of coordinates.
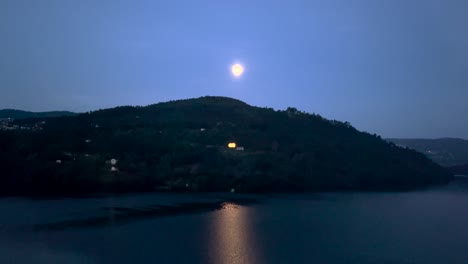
[0, 178, 467, 264]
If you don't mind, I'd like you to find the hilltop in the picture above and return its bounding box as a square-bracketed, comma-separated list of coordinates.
[0, 96, 452, 196]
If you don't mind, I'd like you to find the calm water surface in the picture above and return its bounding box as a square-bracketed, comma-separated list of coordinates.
[0, 178, 467, 264]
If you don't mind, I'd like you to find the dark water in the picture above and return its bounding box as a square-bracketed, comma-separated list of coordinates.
[1, 179, 467, 264]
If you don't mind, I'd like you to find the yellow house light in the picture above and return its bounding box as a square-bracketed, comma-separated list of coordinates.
[228, 142, 236, 148]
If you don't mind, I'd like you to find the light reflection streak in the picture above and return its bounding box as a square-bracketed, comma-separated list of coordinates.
[208, 202, 263, 264]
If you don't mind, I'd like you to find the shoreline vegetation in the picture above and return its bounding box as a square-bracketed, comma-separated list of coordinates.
[0, 96, 453, 197]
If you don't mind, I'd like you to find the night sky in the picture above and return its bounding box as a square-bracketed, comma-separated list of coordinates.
[1, 0, 467, 139]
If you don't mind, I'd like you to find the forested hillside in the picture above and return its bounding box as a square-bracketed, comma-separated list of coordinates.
[0, 96, 452, 196]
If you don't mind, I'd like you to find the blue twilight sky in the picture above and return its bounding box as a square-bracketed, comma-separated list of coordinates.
[1, 0, 467, 139]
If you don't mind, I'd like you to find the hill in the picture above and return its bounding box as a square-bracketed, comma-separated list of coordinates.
[386, 138, 468, 166]
[0, 109, 77, 119]
[0, 96, 452, 196]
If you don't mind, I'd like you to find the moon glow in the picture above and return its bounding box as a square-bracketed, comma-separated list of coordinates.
[231, 64, 244, 77]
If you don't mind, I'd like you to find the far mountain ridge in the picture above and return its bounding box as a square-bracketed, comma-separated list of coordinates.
[0, 109, 77, 119]
[449, 163, 468, 175]
[386, 138, 468, 166]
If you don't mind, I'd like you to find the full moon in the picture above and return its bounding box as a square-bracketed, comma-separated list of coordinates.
[231, 64, 244, 77]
